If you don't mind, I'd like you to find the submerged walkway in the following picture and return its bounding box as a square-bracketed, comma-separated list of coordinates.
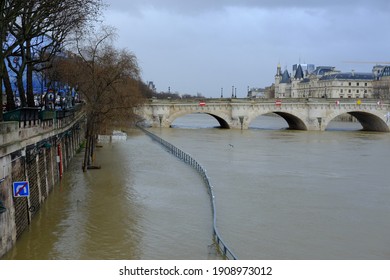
[138, 125, 238, 260]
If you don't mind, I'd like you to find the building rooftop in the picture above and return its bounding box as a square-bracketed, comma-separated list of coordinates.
[380, 66, 390, 77]
[312, 66, 335, 76]
[319, 72, 374, 81]
[280, 70, 291, 83]
[294, 64, 304, 79]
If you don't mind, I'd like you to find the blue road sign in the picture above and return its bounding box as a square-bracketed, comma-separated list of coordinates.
[13, 181, 30, 197]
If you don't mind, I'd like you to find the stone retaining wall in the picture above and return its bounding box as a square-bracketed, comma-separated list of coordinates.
[0, 117, 85, 258]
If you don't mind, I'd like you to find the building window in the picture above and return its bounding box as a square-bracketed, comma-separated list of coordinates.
[365, 83, 368, 86]
[348, 89, 351, 93]
[357, 90, 359, 93]
[357, 82, 359, 86]
[349, 82, 352, 86]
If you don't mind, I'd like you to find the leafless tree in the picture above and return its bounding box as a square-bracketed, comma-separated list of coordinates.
[55, 27, 145, 171]
[0, 0, 24, 118]
[1, 0, 102, 115]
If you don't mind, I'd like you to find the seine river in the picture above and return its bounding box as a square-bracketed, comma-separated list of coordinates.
[3, 114, 390, 260]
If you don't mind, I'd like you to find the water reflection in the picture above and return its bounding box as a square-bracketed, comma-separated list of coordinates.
[249, 114, 288, 130]
[171, 113, 220, 129]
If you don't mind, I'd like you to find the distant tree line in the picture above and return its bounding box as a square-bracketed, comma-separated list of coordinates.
[142, 90, 205, 100]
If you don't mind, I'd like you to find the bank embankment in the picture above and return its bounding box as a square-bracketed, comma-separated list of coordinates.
[0, 113, 86, 258]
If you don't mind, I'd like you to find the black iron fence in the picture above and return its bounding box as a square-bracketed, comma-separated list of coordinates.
[2, 103, 83, 128]
[138, 125, 238, 260]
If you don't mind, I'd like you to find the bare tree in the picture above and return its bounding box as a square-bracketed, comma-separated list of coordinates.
[55, 27, 145, 171]
[0, 0, 25, 118]
[1, 0, 102, 112]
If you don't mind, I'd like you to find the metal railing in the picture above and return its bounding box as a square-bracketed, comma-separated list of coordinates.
[2, 103, 84, 128]
[137, 125, 238, 260]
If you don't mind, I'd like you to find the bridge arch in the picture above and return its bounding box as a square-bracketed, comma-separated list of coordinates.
[167, 111, 230, 128]
[325, 111, 389, 132]
[247, 111, 308, 130]
[273, 112, 308, 130]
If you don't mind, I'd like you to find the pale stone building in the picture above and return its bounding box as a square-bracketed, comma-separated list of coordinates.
[274, 63, 292, 98]
[247, 87, 266, 98]
[373, 65, 390, 99]
[274, 63, 376, 99]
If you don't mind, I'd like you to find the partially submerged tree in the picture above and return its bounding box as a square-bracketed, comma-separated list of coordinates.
[57, 27, 145, 171]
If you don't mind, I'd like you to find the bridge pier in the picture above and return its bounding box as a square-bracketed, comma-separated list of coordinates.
[229, 116, 247, 129]
[305, 117, 325, 131]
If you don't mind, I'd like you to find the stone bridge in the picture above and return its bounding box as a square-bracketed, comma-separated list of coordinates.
[136, 98, 390, 132]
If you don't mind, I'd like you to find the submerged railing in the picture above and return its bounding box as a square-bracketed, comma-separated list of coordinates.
[138, 125, 238, 260]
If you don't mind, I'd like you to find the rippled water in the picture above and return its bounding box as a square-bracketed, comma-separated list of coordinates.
[3, 130, 214, 260]
[158, 114, 390, 259]
[3, 114, 390, 260]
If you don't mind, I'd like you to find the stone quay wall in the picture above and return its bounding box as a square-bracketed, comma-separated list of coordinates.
[0, 113, 86, 258]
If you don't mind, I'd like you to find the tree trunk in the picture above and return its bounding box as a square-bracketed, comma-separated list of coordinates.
[82, 132, 90, 172]
[89, 135, 95, 166]
[16, 72, 27, 107]
[1, 60, 16, 110]
[0, 79, 2, 121]
[0, 13, 3, 121]
[82, 121, 95, 172]
[26, 39, 35, 107]
[0, 61, 3, 121]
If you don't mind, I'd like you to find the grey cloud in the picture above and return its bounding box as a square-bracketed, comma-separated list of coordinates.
[103, 0, 390, 97]
[106, 0, 389, 15]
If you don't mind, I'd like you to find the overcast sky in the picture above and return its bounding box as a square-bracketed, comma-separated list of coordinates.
[102, 0, 390, 98]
